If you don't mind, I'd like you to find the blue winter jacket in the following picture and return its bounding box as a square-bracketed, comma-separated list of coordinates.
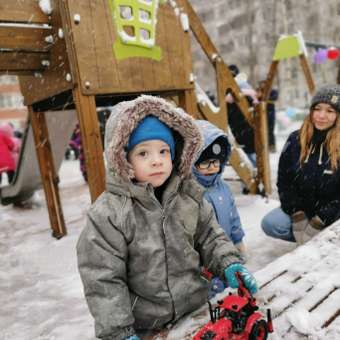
[193, 120, 245, 244]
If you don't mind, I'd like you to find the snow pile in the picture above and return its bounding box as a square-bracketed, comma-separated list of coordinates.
[39, 0, 53, 15]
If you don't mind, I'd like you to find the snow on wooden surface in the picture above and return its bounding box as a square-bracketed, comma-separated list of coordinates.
[164, 221, 340, 340]
[39, 0, 52, 15]
[256, 221, 340, 339]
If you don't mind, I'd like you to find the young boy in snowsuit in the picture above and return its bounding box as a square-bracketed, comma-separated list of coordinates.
[77, 96, 257, 340]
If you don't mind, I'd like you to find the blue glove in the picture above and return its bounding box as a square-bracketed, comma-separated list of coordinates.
[224, 263, 258, 295]
[125, 336, 140, 340]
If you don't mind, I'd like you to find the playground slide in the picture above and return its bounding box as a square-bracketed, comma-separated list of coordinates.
[0, 110, 77, 205]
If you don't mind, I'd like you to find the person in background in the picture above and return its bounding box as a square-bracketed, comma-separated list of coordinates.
[66, 126, 80, 160]
[226, 64, 258, 167]
[0, 122, 17, 184]
[257, 80, 279, 152]
[66, 123, 87, 182]
[77, 96, 257, 340]
[261, 85, 340, 245]
[97, 109, 111, 146]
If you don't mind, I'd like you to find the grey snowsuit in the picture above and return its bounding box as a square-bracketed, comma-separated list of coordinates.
[77, 96, 243, 340]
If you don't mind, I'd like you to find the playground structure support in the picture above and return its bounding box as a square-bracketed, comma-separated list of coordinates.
[0, 0, 273, 237]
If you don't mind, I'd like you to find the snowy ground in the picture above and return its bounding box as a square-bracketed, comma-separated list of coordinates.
[1, 117, 339, 339]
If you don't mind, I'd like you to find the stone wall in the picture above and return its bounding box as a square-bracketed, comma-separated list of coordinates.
[189, 0, 340, 109]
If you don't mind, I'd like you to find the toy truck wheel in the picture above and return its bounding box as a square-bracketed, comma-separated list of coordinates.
[249, 319, 268, 340]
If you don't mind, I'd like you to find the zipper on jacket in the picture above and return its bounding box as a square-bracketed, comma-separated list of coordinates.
[151, 192, 177, 322]
[131, 295, 139, 312]
[160, 211, 177, 322]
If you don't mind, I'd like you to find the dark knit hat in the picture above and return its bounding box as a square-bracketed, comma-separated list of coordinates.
[195, 137, 229, 165]
[311, 84, 340, 113]
[228, 64, 239, 78]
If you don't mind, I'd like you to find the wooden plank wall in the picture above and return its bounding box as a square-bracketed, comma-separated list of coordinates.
[0, 1, 49, 24]
[0, 52, 49, 75]
[0, 26, 51, 51]
[0, 1, 52, 76]
[64, 0, 193, 95]
[19, 1, 73, 105]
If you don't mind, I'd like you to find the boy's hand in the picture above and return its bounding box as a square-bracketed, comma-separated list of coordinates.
[124, 336, 140, 340]
[224, 263, 258, 295]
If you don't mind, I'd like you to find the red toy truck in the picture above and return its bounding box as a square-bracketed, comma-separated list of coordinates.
[193, 273, 273, 340]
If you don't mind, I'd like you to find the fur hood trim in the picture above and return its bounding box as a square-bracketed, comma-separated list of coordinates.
[105, 95, 203, 181]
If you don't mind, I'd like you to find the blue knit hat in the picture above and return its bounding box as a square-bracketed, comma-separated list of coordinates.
[127, 116, 175, 159]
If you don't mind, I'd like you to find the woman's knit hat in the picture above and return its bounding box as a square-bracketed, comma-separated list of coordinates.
[311, 84, 340, 113]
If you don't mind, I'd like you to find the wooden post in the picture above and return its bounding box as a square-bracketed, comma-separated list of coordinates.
[183, 0, 253, 127]
[178, 89, 198, 118]
[215, 60, 228, 130]
[72, 87, 105, 202]
[29, 106, 67, 238]
[262, 60, 279, 101]
[299, 54, 315, 95]
[254, 102, 271, 195]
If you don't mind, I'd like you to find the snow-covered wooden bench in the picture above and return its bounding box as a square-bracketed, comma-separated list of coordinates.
[255, 220, 340, 339]
[157, 221, 340, 339]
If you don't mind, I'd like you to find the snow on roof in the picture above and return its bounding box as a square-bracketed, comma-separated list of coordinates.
[39, 0, 53, 15]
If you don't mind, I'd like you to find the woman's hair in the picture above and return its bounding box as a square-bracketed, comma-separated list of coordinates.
[299, 110, 340, 170]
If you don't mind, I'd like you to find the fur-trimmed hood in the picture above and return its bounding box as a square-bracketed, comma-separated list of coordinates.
[104, 95, 203, 182]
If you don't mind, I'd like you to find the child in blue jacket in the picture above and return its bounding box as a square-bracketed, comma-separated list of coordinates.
[193, 120, 246, 255]
[193, 120, 247, 298]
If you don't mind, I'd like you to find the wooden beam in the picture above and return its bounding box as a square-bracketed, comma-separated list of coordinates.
[254, 102, 271, 195]
[181, 0, 218, 64]
[299, 54, 316, 95]
[178, 89, 198, 118]
[262, 60, 279, 101]
[0, 26, 52, 51]
[0, 51, 49, 73]
[73, 88, 105, 202]
[183, 0, 253, 127]
[29, 106, 67, 238]
[0, 1, 49, 24]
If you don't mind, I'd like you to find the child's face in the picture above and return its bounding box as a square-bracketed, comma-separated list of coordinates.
[196, 159, 221, 176]
[128, 140, 173, 187]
